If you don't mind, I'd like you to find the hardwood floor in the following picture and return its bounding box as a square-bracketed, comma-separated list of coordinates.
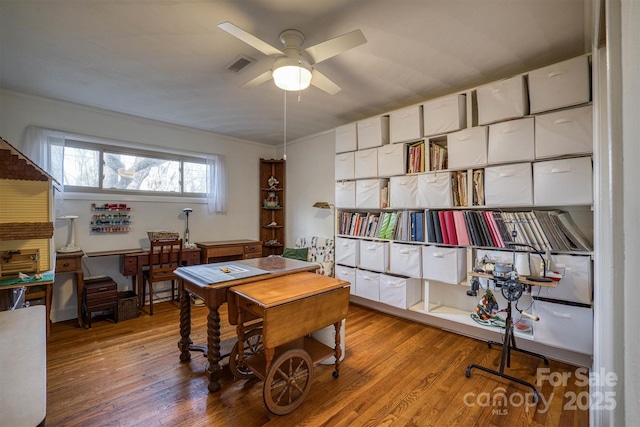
[46, 301, 588, 426]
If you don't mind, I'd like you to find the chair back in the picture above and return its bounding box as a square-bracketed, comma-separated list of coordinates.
[149, 238, 183, 281]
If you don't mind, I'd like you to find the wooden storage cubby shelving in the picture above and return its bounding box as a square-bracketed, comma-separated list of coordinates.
[259, 159, 285, 256]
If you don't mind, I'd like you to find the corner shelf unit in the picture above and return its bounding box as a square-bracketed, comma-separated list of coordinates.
[259, 159, 285, 256]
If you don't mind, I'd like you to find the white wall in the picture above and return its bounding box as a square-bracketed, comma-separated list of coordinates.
[281, 131, 336, 246]
[0, 90, 276, 321]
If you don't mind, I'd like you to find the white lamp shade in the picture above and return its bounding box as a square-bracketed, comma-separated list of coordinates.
[272, 57, 312, 91]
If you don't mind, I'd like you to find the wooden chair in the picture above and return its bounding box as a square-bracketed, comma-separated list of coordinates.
[142, 238, 183, 315]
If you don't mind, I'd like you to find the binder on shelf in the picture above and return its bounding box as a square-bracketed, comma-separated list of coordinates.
[453, 211, 470, 246]
[432, 210, 444, 244]
[438, 211, 449, 244]
[414, 211, 425, 242]
[549, 211, 593, 251]
[443, 211, 458, 246]
[425, 209, 437, 243]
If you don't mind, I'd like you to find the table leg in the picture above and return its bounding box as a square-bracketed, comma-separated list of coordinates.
[206, 307, 222, 392]
[178, 281, 193, 362]
[76, 271, 85, 328]
[45, 283, 52, 338]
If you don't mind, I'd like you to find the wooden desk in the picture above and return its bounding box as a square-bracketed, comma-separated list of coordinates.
[56, 251, 85, 327]
[118, 247, 201, 308]
[174, 256, 319, 393]
[195, 239, 262, 264]
[0, 306, 47, 426]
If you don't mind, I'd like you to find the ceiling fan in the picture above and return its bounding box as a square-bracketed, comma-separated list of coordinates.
[218, 21, 366, 95]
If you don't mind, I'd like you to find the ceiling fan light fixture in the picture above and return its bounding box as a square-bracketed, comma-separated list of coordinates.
[272, 57, 312, 91]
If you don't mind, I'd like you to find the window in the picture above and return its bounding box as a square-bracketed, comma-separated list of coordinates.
[21, 126, 227, 214]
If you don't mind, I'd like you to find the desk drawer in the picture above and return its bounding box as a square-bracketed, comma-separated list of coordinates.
[56, 257, 81, 273]
[86, 290, 118, 302]
[206, 246, 244, 258]
[120, 255, 138, 276]
[244, 243, 262, 257]
[85, 298, 119, 311]
[184, 250, 200, 265]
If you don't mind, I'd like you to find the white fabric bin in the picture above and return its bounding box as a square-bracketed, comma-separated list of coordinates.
[477, 75, 528, 125]
[356, 178, 388, 209]
[389, 175, 418, 208]
[335, 181, 356, 208]
[335, 152, 355, 180]
[484, 163, 533, 206]
[390, 105, 423, 143]
[535, 105, 593, 158]
[335, 123, 357, 153]
[533, 300, 593, 355]
[355, 269, 380, 301]
[528, 56, 591, 114]
[354, 148, 378, 178]
[335, 237, 359, 267]
[533, 157, 593, 206]
[335, 265, 357, 295]
[357, 116, 389, 149]
[417, 172, 453, 208]
[379, 274, 422, 309]
[488, 117, 535, 164]
[377, 143, 407, 177]
[359, 240, 390, 272]
[534, 254, 592, 305]
[422, 246, 467, 284]
[448, 126, 488, 169]
[389, 242, 422, 278]
[423, 94, 466, 137]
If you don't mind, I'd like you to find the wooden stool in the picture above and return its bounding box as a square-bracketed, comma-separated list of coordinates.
[83, 277, 118, 328]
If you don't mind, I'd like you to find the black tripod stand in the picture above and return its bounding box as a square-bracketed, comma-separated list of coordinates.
[465, 277, 549, 404]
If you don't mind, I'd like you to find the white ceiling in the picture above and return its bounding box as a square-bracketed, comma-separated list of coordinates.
[0, 0, 589, 146]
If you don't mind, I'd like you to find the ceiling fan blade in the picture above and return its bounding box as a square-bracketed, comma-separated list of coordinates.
[218, 21, 283, 57]
[305, 29, 366, 64]
[311, 69, 341, 95]
[240, 70, 273, 88]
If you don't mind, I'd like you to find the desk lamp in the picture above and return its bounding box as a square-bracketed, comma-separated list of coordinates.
[57, 215, 81, 253]
[182, 208, 193, 245]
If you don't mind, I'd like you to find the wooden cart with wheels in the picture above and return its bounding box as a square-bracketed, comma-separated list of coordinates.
[228, 272, 350, 415]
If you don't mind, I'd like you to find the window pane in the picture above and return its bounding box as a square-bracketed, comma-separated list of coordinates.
[103, 152, 180, 192]
[63, 146, 100, 187]
[183, 162, 207, 193]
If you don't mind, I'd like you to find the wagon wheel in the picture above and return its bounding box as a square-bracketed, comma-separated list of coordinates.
[229, 328, 264, 379]
[263, 348, 313, 415]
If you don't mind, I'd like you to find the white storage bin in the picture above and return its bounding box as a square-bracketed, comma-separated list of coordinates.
[355, 269, 380, 301]
[359, 240, 390, 272]
[484, 163, 533, 206]
[529, 56, 591, 114]
[377, 143, 407, 177]
[422, 246, 467, 284]
[535, 105, 593, 158]
[448, 126, 488, 169]
[417, 172, 453, 208]
[379, 274, 422, 309]
[477, 75, 528, 125]
[335, 181, 356, 208]
[534, 254, 592, 305]
[389, 175, 419, 208]
[488, 117, 535, 164]
[354, 148, 378, 178]
[335, 237, 360, 267]
[533, 157, 593, 206]
[357, 116, 389, 149]
[533, 300, 593, 354]
[335, 265, 357, 295]
[389, 242, 422, 278]
[335, 152, 355, 180]
[390, 105, 423, 143]
[423, 94, 466, 137]
[335, 123, 357, 153]
[356, 179, 388, 209]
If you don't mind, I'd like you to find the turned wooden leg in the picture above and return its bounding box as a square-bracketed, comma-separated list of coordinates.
[206, 307, 222, 392]
[178, 285, 193, 363]
[334, 321, 342, 377]
[264, 347, 275, 374]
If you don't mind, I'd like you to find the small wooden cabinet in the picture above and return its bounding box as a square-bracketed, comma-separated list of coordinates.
[83, 277, 118, 328]
[260, 159, 285, 256]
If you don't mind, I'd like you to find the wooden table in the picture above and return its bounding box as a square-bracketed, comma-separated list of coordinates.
[56, 250, 85, 327]
[229, 272, 350, 414]
[174, 257, 319, 392]
[0, 274, 54, 337]
[195, 239, 262, 264]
